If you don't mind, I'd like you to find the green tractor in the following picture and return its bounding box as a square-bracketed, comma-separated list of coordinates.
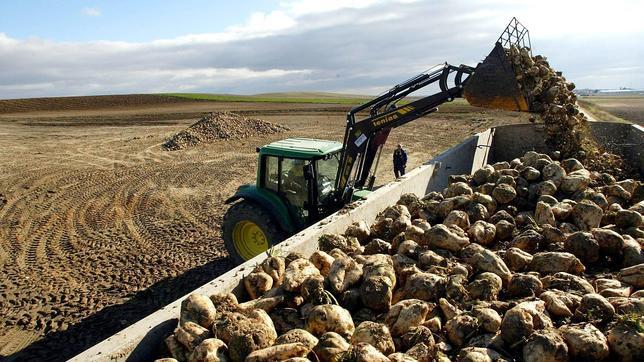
[223, 19, 534, 262]
[222, 138, 346, 262]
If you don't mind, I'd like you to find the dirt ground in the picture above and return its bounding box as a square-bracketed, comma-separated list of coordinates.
[0, 96, 530, 360]
[579, 95, 644, 126]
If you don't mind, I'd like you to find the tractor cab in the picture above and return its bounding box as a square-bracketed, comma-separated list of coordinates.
[259, 138, 343, 225]
[222, 137, 342, 262]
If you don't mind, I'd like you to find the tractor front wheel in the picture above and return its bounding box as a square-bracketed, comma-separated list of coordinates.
[222, 200, 285, 264]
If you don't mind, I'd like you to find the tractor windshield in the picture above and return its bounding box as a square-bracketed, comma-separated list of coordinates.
[317, 153, 339, 204]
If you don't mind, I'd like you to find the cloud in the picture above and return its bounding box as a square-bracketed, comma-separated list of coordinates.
[81, 7, 101, 17]
[1, 0, 643, 99]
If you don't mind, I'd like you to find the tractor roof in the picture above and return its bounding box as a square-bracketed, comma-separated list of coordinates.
[260, 137, 343, 158]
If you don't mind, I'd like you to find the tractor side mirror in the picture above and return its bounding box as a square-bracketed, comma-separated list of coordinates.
[303, 163, 314, 180]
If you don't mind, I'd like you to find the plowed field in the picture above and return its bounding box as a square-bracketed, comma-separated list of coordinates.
[579, 95, 644, 126]
[0, 95, 530, 360]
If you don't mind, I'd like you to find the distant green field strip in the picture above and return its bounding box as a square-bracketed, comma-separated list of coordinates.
[159, 93, 472, 112]
[160, 93, 369, 105]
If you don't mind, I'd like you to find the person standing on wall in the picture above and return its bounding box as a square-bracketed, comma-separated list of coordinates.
[393, 143, 407, 178]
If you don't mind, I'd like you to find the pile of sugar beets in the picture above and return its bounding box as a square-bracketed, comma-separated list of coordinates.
[156, 148, 644, 362]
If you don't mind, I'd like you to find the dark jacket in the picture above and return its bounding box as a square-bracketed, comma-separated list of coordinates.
[393, 148, 407, 168]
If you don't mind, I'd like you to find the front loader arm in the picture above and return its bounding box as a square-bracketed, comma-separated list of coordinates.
[334, 63, 475, 204]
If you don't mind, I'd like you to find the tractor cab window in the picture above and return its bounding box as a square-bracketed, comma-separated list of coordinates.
[316, 153, 339, 204]
[280, 158, 309, 219]
[263, 156, 279, 193]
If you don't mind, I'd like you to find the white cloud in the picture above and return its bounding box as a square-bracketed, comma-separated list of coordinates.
[281, 0, 381, 16]
[81, 7, 101, 17]
[226, 11, 297, 37]
[0, 32, 19, 46]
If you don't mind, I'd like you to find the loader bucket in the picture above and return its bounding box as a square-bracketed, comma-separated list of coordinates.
[464, 42, 531, 112]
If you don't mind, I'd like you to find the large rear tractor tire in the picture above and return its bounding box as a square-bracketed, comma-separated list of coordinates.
[222, 200, 286, 264]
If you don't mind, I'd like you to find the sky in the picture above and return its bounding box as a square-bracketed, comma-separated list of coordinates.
[1, 0, 643, 99]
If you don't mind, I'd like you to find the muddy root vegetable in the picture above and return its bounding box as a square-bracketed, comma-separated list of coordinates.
[594, 278, 631, 298]
[473, 308, 501, 334]
[345, 220, 371, 244]
[363, 238, 392, 255]
[244, 271, 273, 300]
[300, 274, 325, 302]
[319, 234, 362, 254]
[314, 332, 350, 362]
[342, 342, 390, 362]
[423, 224, 470, 252]
[165, 335, 188, 362]
[306, 304, 355, 339]
[275, 329, 319, 349]
[467, 272, 502, 301]
[213, 311, 277, 360]
[492, 183, 517, 204]
[529, 252, 585, 274]
[508, 273, 543, 298]
[539, 290, 579, 318]
[468, 220, 496, 246]
[310, 251, 334, 277]
[385, 299, 432, 337]
[445, 314, 479, 347]
[559, 324, 609, 361]
[360, 276, 394, 312]
[619, 263, 644, 288]
[445, 273, 469, 302]
[574, 293, 616, 323]
[456, 347, 505, 362]
[245, 343, 309, 362]
[388, 353, 419, 362]
[606, 317, 644, 362]
[541, 272, 595, 295]
[621, 234, 644, 267]
[261, 255, 286, 285]
[328, 255, 363, 294]
[283, 259, 322, 292]
[180, 294, 218, 329]
[351, 321, 395, 355]
[504, 247, 533, 271]
[522, 329, 568, 362]
[188, 338, 228, 362]
[394, 271, 445, 302]
[500, 301, 552, 346]
[175, 322, 211, 351]
[397, 325, 435, 352]
[373, 205, 412, 238]
[209, 293, 239, 313]
[564, 231, 600, 264]
[403, 342, 434, 362]
[571, 201, 603, 231]
[463, 244, 511, 285]
[439, 297, 461, 321]
[444, 210, 470, 230]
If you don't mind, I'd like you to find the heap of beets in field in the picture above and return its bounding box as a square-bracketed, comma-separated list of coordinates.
[163, 111, 288, 151]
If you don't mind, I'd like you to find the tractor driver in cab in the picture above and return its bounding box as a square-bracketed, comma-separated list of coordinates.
[283, 159, 308, 212]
